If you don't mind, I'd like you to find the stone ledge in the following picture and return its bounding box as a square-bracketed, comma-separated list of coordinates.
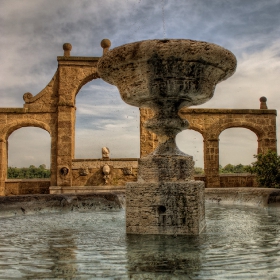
[73, 158, 138, 162]
[205, 187, 280, 206]
[57, 56, 100, 61]
[179, 108, 277, 115]
[0, 108, 27, 113]
[0, 193, 124, 218]
[49, 185, 126, 194]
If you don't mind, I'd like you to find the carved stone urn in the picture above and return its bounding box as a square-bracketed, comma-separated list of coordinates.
[97, 39, 236, 156]
[97, 39, 237, 235]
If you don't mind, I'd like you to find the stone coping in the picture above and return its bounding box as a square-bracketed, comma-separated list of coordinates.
[72, 159, 138, 169]
[6, 179, 50, 182]
[57, 56, 100, 61]
[0, 193, 125, 218]
[0, 108, 27, 113]
[1, 188, 279, 218]
[205, 187, 280, 207]
[73, 158, 138, 162]
[49, 185, 126, 194]
[179, 108, 277, 115]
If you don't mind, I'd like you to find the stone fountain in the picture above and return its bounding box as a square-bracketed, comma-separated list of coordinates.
[97, 39, 236, 235]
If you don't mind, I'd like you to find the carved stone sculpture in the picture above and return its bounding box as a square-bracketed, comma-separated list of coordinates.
[79, 167, 89, 176]
[102, 147, 110, 159]
[102, 164, 111, 185]
[122, 167, 133, 176]
[97, 39, 237, 235]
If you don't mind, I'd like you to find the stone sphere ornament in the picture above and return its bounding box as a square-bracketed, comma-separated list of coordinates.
[97, 39, 237, 156]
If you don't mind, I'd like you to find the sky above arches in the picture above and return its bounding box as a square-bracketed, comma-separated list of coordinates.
[1, 0, 280, 167]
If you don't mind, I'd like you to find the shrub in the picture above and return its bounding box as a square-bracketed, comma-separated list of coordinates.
[245, 150, 280, 188]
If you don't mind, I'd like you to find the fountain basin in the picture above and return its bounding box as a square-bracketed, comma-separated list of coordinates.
[97, 39, 236, 109]
[0, 194, 280, 279]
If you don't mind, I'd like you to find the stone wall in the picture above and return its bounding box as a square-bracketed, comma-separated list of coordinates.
[140, 108, 277, 188]
[194, 174, 257, 188]
[5, 179, 50, 195]
[0, 48, 100, 196]
[0, 44, 277, 195]
[71, 159, 138, 186]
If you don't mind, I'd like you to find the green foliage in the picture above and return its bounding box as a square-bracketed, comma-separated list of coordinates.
[245, 150, 280, 188]
[194, 167, 204, 174]
[219, 163, 250, 174]
[7, 164, 50, 179]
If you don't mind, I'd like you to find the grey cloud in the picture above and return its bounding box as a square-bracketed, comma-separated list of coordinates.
[1, 0, 280, 166]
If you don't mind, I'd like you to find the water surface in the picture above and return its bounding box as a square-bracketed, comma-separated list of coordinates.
[0, 203, 280, 279]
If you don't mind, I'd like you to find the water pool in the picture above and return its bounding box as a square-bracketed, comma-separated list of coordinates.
[0, 203, 280, 279]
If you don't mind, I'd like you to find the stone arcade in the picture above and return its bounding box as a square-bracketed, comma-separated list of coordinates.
[0, 40, 277, 199]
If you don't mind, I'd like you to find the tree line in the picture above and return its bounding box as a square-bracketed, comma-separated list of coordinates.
[194, 164, 250, 174]
[7, 164, 50, 179]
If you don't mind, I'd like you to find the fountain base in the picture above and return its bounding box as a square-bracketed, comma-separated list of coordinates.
[126, 180, 205, 235]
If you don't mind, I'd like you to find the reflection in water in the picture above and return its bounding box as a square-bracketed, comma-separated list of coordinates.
[127, 234, 202, 279]
[0, 204, 280, 279]
[45, 231, 77, 278]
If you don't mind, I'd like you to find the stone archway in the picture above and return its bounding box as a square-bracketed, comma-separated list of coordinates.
[0, 43, 277, 195]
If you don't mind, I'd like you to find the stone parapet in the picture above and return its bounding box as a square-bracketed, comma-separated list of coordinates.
[5, 179, 50, 196]
[205, 187, 280, 206]
[72, 158, 138, 169]
[49, 185, 126, 194]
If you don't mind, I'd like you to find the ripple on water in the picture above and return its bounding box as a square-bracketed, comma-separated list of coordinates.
[0, 204, 280, 279]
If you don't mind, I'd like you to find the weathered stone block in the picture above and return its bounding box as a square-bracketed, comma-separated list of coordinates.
[126, 181, 205, 235]
[138, 155, 194, 182]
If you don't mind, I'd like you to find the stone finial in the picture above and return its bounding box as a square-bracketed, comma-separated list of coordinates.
[100, 39, 111, 55]
[23, 92, 33, 103]
[63, 43, 72, 57]
[102, 147, 110, 159]
[260, 96, 268, 109]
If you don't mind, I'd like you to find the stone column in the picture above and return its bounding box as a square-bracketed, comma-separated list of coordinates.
[50, 131, 58, 186]
[258, 138, 277, 154]
[56, 105, 75, 186]
[140, 108, 158, 157]
[0, 140, 7, 196]
[204, 138, 220, 188]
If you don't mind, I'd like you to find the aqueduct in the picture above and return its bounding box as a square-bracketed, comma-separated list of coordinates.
[0, 43, 277, 195]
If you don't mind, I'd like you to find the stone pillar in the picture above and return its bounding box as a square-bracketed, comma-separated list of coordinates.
[0, 140, 7, 196]
[140, 108, 158, 157]
[204, 138, 220, 188]
[56, 105, 75, 186]
[258, 138, 277, 154]
[50, 132, 57, 186]
[126, 155, 205, 235]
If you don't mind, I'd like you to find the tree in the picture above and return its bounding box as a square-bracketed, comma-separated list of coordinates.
[7, 165, 50, 179]
[194, 167, 204, 174]
[245, 150, 280, 188]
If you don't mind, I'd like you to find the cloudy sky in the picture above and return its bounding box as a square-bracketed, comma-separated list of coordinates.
[1, 0, 280, 168]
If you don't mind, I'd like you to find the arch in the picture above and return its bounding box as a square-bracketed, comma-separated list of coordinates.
[3, 119, 51, 141]
[176, 129, 204, 168]
[75, 79, 140, 159]
[217, 122, 264, 140]
[219, 127, 258, 167]
[75, 72, 99, 98]
[187, 124, 205, 137]
[8, 127, 51, 169]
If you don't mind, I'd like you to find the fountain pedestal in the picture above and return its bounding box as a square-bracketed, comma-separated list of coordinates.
[126, 155, 205, 235]
[97, 39, 236, 235]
